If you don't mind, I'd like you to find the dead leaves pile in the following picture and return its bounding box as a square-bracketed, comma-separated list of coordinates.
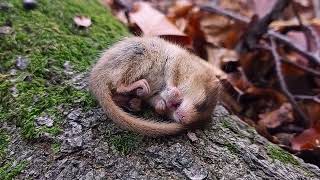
[104, 0, 320, 165]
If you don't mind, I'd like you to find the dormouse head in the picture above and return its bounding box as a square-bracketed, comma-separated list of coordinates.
[161, 73, 221, 126]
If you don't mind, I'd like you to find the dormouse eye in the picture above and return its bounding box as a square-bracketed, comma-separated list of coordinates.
[195, 99, 208, 112]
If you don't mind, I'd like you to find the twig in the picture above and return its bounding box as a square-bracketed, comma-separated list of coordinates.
[200, 5, 320, 66]
[236, 0, 291, 52]
[268, 31, 320, 65]
[255, 45, 320, 78]
[291, 2, 312, 51]
[270, 39, 310, 128]
[200, 5, 250, 24]
[291, 2, 320, 54]
[295, 94, 320, 103]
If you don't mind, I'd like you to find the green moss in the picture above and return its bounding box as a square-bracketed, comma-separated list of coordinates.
[0, 161, 27, 180]
[0, 0, 128, 139]
[51, 142, 61, 154]
[222, 119, 232, 129]
[267, 144, 300, 165]
[109, 133, 142, 155]
[0, 130, 9, 160]
[225, 142, 240, 154]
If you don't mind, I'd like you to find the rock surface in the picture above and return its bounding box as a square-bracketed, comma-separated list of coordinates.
[2, 103, 320, 179]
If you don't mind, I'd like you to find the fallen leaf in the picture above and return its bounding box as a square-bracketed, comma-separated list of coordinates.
[252, 0, 276, 18]
[258, 103, 294, 129]
[303, 102, 320, 126]
[167, 0, 193, 19]
[129, 2, 188, 42]
[292, 128, 320, 151]
[207, 47, 238, 67]
[73, 16, 92, 28]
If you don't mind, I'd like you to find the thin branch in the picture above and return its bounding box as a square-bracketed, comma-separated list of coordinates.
[295, 95, 320, 103]
[268, 31, 320, 65]
[254, 45, 320, 78]
[270, 39, 310, 128]
[200, 5, 250, 23]
[200, 5, 320, 66]
[291, 2, 312, 51]
[236, 0, 291, 52]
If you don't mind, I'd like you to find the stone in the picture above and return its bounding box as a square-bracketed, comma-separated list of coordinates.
[183, 166, 208, 180]
[23, 0, 37, 10]
[10, 85, 19, 98]
[0, 26, 12, 35]
[16, 56, 29, 70]
[0, 2, 13, 11]
[187, 132, 198, 142]
[63, 61, 74, 76]
[67, 108, 82, 121]
[66, 136, 83, 148]
[36, 115, 54, 127]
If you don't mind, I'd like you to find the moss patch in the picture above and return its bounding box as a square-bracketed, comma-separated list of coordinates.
[225, 142, 240, 154]
[0, 130, 9, 160]
[221, 119, 233, 129]
[51, 142, 61, 154]
[0, 0, 128, 139]
[267, 144, 300, 165]
[0, 161, 27, 180]
[109, 132, 143, 155]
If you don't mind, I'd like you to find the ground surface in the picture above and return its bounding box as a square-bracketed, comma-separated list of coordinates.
[1, 0, 320, 179]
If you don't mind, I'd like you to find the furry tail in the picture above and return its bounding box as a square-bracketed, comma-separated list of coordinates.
[89, 73, 185, 137]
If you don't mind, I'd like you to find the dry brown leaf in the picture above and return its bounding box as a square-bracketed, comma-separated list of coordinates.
[167, 0, 193, 19]
[282, 52, 309, 76]
[294, 0, 312, 7]
[207, 47, 238, 67]
[73, 16, 92, 28]
[220, 0, 253, 17]
[200, 14, 242, 48]
[245, 87, 287, 104]
[303, 102, 320, 126]
[292, 128, 320, 151]
[258, 103, 294, 129]
[129, 2, 187, 39]
[252, 0, 276, 18]
[227, 72, 251, 92]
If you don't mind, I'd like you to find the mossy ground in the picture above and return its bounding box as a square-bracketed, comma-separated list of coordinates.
[267, 144, 300, 165]
[0, 0, 128, 177]
[109, 132, 143, 155]
[0, 0, 128, 139]
[0, 130, 9, 160]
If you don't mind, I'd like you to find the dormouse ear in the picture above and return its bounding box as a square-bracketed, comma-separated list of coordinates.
[207, 78, 222, 99]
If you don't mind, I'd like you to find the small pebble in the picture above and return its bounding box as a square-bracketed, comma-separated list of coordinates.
[23, 0, 37, 10]
[0, 3, 13, 11]
[36, 115, 54, 127]
[187, 132, 198, 142]
[16, 56, 29, 70]
[0, 26, 12, 35]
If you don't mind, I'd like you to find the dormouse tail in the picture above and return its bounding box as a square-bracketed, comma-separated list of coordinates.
[89, 73, 185, 137]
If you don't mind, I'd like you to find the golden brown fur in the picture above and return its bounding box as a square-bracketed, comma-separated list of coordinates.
[89, 36, 220, 136]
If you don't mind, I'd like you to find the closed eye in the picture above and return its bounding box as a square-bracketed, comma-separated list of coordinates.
[195, 99, 208, 112]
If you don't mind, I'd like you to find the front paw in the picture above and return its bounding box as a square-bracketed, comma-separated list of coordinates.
[136, 79, 150, 97]
[155, 99, 166, 115]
